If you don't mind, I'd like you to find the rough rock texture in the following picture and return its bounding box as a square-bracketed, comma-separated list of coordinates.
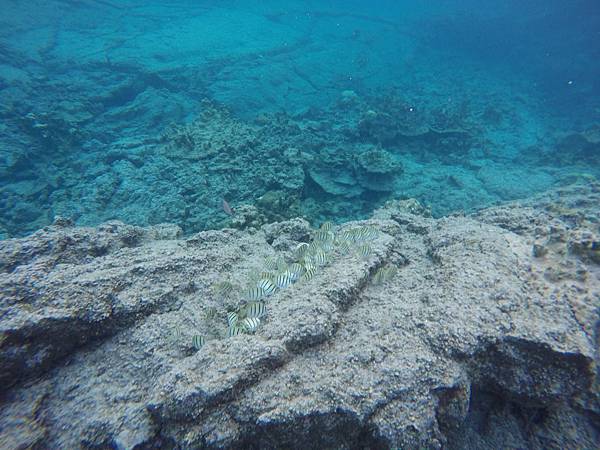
[554, 125, 600, 164]
[354, 146, 403, 192]
[307, 144, 403, 197]
[1, 183, 599, 449]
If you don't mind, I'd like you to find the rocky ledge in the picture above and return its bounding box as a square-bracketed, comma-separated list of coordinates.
[1, 182, 599, 449]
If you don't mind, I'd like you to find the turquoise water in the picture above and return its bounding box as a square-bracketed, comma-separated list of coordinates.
[1, 0, 599, 237]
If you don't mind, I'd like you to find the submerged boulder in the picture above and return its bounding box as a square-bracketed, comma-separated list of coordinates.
[307, 146, 403, 197]
[306, 145, 365, 198]
[354, 146, 403, 192]
[0, 183, 598, 449]
[556, 124, 600, 163]
[308, 166, 364, 197]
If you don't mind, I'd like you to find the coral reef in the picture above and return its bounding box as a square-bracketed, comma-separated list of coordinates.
[354, 146, 403, 192]
[1, 183, 598, 449]
[306, 143, 402, 198]
[1, 1, 599, 239]
[1, 4, 598, 446]
[354, 92, 473, 156]
[2, 87, 599, 237]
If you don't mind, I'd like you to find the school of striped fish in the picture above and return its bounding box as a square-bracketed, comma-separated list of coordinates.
[176, 222, 397, 351]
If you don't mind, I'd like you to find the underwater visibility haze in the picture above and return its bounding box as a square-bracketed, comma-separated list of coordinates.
[1, 0, 599, 237]
[0, 0, 599, 449]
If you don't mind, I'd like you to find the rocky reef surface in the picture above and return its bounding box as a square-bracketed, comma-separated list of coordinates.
[1, 181, 599, 449]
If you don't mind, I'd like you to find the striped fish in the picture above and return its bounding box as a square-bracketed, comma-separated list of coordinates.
[257, 278, 277, 295]
[173, 326, 183, 342]
[275, 271, 294, 289]
[365, 226, 378, 239]
[295, 243, 309, 259]
[357, 243, 373, 258]
[386, 266, 398, 279]
[204, 306, 218, 319]
[213, 281, 234, 298]
[373, 267, 386, 285]
[320, 240, 335, 252]
[259, 271, 275, 281]
[312, 249, 328, 266]
[227, 325, 246, 337]
[307, 241, 322, 254]
[300, 254, 314, 267]
[336, 239, 352, 254]
[275, 256, 288, 271]
[373, 265, 398, 284]
[240, 317, 260, 332]
[356, 226, 377, 241]
[227, 311, 239, 327]
[243, 301, 267, 318]
[347, 228, 360, 241]
[192, 334, 205, 350]
[288, 263, 304, 280]
[313, 230, 333, 242]
[320, 221, 333, 232]
[302, 263, 317, 281]
[264, 257, 279, 270]
[245, 286, 265, 301]
[336, 230, 354, 243]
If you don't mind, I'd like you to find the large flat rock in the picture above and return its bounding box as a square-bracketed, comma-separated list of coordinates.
[0, 184, 598, 449]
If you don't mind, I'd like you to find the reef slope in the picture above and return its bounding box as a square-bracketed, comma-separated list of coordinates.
[0, 183, 598, 449]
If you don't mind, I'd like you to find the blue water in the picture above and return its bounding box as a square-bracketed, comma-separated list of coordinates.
[1, 0, 599, 238]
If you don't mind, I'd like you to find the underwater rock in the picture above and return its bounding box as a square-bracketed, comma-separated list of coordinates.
[567, 229, 600, 264]
[5, 88, 597, 239]
[262, 217, 311, 249]
[357, 109, 403, 143]
[307, 166, 364, 198]
[20, 110, 84, 153]
[308, 146, 402, 198]
[338, 90, 359, 108]
[0, 220, 183, 392]
[354, 146, 403, 192]
[307, 145, 403, 197]
[256, 190, 302, 222]
[306, 143, 365, 198]
[373, 198, 432, 220]
[555, 124, 600, 163]
[228, 204, 268, 230]
[274, 164, 305, 191]
[476, 163, 555, 200]
[353, 94, 474, 161]
[0, 185, 598, 449]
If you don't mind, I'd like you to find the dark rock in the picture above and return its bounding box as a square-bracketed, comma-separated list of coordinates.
[532, 242, 548, 257]
[52, 215, 73, 227]
[262, 217, 311, 249]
